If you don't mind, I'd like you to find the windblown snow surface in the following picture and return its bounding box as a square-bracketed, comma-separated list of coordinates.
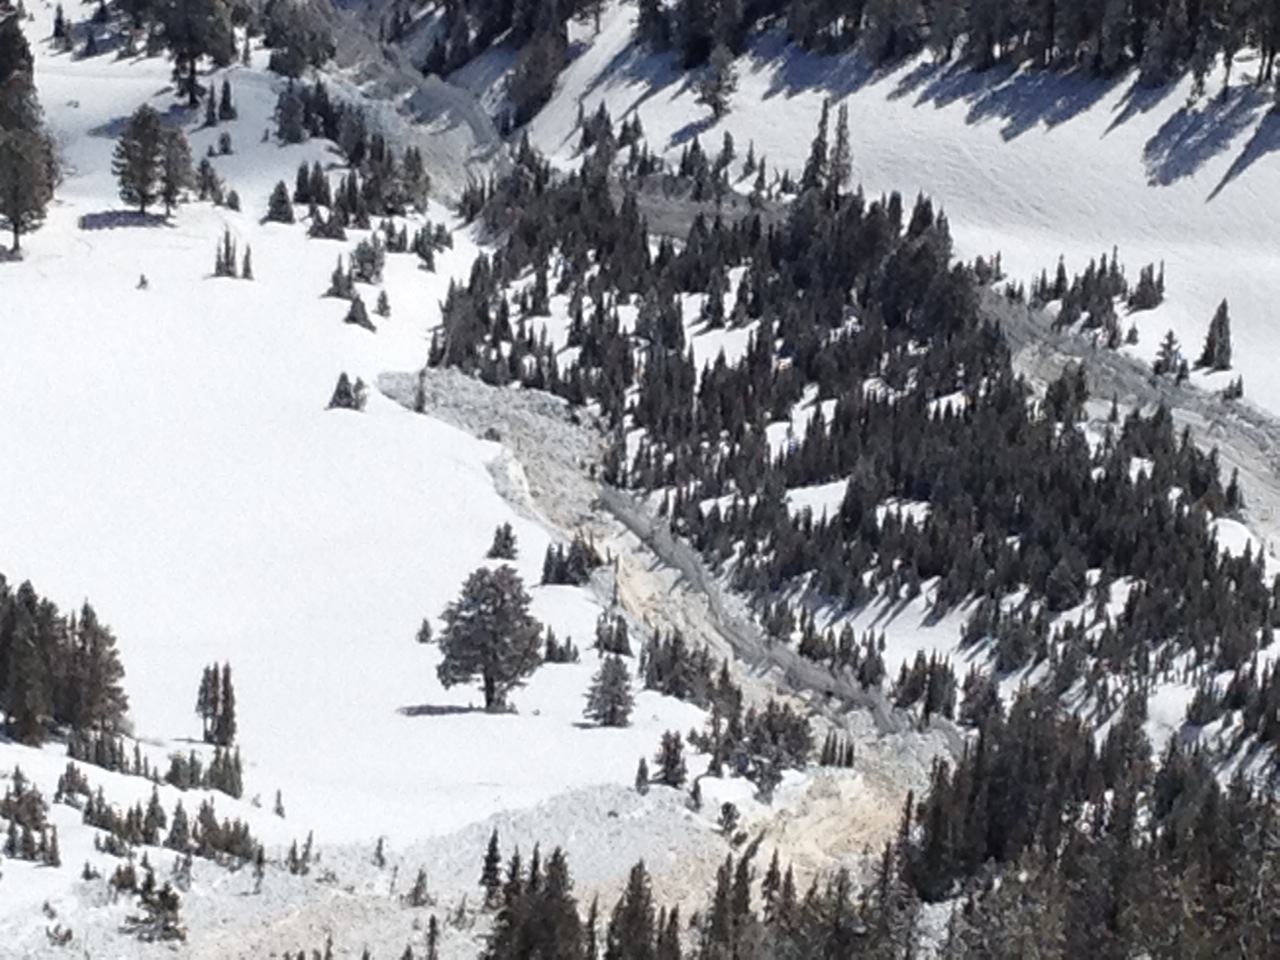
[6, 0, 1280, 955]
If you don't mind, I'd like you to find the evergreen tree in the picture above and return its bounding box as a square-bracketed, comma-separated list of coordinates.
[1198, 298, 1233, 371]
[265, 179, 295, 224]
[213, 663, 236, 746]
[482, 829, 503, 908]
[112, 105, 164, 214]
[159, 128, 194, 216]
[654, 731, 687, 788]
[436, 566, 543, 712]
[800, 99, 829, 193]
[487, 522, 518, 560]
[217, 78, 236, 120]
[73, 602, 129, 732]
[605, 861, 656, 960]
[584, 655, 635, 727]
[0, 128, 56, 252]
[196, 664, 219, 742]
[635, 756, 650, 795]
[695, 44, 737, 120]
[345, 295, 375, 332]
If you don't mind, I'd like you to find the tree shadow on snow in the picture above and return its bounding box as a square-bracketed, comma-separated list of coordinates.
[86, 101, 195, 140]
[668, 114, 716, 148]
[1142, 85, 1268, 187]
[397, 703, 485, 717]
[1106, 79, 1179, 133]
[1209, 108, 1280, 199]
[78, 211, 169, 230]
[899, 60, 1125, 141]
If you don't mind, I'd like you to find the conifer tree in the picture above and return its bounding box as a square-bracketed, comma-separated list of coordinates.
[487, 522, 518, 560]
[695, 44, 736, 119]
[0, 128, 57, 252]
[266, 180, 295, 223]
[213, 663, 236, 746]
[159, 128, 194, 217]
[481, 829, 503, 907]
[605, 861, 656, 960]
[1198, 298, 1233, 371]
[800, 99, 830, 193]
[654, 731, 686, 788]
[74, 602, 129, 732]
[435, 566, 542, 712]
[584, 655, 634, 727]
[635, 756, 650, 795]
[345, 295, 375, 332]
[112, 105, 164, 214]
[218, 78, 236, 121]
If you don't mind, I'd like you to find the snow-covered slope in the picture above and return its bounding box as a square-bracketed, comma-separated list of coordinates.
[0, 11, 731, 953]
[531, 5, 1280, 419]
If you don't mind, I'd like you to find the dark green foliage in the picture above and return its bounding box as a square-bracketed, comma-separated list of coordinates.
[266, 179, 295, 223]
[485, 845, 584, 959]
[195, 662, 235, 745]
[345, 295, 376, 333]
[594, 614, 631, 656]
[328, 372, 367, 411]
[126, 865, 186, 941]
[584, 655, 634, 727]
[695, 43, 736, 119]
[482, 829, 503, 907]
[653, 731, 686, 788]
[0, 127, 57, 252]
[541, 535, 604, 585]
[1198, 298, 1233, 371]
[487, 522, 518, 560]
[217, 78, 236, 121]
[213, 227, 237, 277]
[435, 566, 543, 711]
[112, 105, 164, 214]
[1, 580, 130, 745]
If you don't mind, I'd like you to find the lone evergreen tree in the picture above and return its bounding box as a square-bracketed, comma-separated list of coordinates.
[487, 522, 517, 560]
[1198, 298, 1233, 371]
[112, 105, 164, 214]
[0, 128, 56, 252]
[584, 655, 634, 727]
[695, 43, 737, 120]
[265, 180, 295, 223]
[436, 566, 543, 712]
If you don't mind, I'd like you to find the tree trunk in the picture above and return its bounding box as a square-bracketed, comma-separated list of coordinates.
[483, 673, 498, 712]
[11, 222, 18, 254]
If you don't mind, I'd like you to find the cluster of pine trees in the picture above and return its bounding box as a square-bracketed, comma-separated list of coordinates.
[195, 661, 237, 746]
[0, 576, 129, 745]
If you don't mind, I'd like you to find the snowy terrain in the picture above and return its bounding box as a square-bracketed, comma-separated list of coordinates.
[0, 8, 945, 955]
[527, 5, 1280, 422]
[8, 0, 1280, 954]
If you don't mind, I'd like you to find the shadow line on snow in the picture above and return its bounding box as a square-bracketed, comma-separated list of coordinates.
[397, 703, 486, 717]
[1208, 108, 1280, 199]
[78, 211, 170, 230]
[1142, 85, 1268, 187]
